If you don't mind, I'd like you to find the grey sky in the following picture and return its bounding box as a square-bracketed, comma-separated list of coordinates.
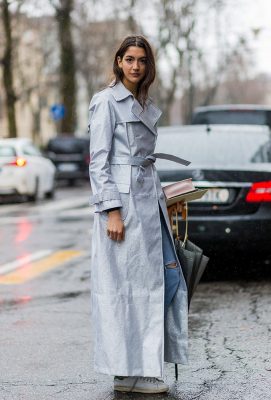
[226, 0, 271, 73]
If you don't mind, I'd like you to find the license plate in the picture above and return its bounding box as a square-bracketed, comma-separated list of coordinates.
[194, 188, 230, 203]
[57, 163, 78, 172]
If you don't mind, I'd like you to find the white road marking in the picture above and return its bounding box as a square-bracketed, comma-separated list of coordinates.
[0, 203, 31, 216]
[0, 207, 94, 224]
[0, 249, 53, 275]
[57, 208, 92, 217]
[0, 196, 90, 216]
[32, 197, 89, 212]
[0, 193, 94, 224]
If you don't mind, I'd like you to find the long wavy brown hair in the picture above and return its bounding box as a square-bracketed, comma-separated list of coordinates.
[112, 35, 156, 106]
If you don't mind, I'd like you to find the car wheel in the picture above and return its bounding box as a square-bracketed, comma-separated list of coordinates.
[27, 178, 39, 202]
[45, 187, 55, 199]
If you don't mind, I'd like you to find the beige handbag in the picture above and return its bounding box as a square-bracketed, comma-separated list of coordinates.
[163, 178, 208, 207]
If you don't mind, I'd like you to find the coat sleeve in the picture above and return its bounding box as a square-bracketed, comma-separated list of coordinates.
[88, 94, 122, 212]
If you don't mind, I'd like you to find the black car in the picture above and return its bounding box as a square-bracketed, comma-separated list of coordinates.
[191, 104, 271, 129]
[46, 135, 90, 184]
[155, 124, 271, 265]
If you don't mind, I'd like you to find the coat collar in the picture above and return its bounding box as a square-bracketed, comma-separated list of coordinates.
[111, 81, 162, 135]
[111, 81, 133, 102]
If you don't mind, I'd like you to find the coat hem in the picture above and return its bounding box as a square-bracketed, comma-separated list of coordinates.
[94, 365, 164, 378]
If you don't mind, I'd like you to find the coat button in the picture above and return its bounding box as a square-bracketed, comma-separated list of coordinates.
[159, 192, 164, 199]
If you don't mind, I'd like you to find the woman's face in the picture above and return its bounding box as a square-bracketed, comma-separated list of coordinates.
[117, 46, 147, 90]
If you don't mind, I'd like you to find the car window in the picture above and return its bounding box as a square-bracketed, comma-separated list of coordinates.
[250, 141, 271, 163]
[0, 146, 16, 157]
[155, 130, 271, 167]
[22, 144, 42, 156]
[192, 110, 268, 125]
[47, 138, 89, 154]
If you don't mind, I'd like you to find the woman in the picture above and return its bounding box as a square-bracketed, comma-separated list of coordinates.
[88, 35, 188, 394]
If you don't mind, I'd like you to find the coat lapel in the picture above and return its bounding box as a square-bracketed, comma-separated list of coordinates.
[111, 81, 162, 135]
[131, 99, 162, 136]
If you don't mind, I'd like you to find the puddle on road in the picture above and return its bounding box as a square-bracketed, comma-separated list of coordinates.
[56, 291, 85, 300]
[0, 295, 32, 309]
[0, 290, 89, 311]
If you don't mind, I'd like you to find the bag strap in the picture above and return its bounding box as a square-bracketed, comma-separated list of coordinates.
[183, 202, 189, 246]
[175, 208, 179, 238]
[174, 201, 189, 244]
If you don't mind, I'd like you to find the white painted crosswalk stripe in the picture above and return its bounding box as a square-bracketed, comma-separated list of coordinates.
[0, 196, 90, 217]
[0, 250, 53, 275]
[32, 197, 89, 212]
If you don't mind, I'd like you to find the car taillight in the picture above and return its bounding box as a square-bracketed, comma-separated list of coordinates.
[246, 181, 271, 202]
[7, 158, 27, 167]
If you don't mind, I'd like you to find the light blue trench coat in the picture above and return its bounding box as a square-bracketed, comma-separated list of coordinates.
[88, 81, 188, 377]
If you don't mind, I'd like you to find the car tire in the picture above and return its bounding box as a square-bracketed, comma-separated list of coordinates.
[45, 187, 55, 199]
[27, 178, 39, 202]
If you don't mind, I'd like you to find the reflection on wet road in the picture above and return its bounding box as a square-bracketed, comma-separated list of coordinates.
[0, 186, 90, 285]
[15, 218, 33, 243]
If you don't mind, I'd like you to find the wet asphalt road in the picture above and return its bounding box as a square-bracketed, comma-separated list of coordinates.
[0, 183, 270, 400]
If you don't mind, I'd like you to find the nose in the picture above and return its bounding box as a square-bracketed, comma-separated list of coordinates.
[132, 60, 139, 70]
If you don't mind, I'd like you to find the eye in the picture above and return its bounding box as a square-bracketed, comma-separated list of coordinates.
[140, 59, 147, 64]
[125, 57, 133, 63]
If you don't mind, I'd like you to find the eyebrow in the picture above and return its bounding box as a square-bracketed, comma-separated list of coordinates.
[124, 55, 147, 59]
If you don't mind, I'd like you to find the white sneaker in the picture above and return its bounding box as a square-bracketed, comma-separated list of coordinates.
[114, 376, 169, 393]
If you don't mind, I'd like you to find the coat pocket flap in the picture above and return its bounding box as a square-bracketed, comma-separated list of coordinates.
[116, 183, 130, 193]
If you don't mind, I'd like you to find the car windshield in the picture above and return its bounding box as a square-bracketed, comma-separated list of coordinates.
[47, 138, 88, 153]
[192, 110, 268, 125]
[0, 146, 16, 157]
[155, 128, 271, 168]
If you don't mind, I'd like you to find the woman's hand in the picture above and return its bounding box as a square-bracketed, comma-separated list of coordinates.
[107, 210, 125, 241]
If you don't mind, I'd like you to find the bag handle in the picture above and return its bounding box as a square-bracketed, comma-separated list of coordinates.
[183, 202, 189, 246]
[174, 201, 188, 245]
[175, 208, 179, 238]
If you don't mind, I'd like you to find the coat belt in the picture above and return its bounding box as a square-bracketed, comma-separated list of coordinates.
[109, 153, 190, 183]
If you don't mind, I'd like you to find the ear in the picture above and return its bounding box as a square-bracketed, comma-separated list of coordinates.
[117, 56, 123, 68]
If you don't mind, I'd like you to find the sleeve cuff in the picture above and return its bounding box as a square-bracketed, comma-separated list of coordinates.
[105, 207, 121, 213]
[90, 190, 121, 205]
[95, 199, 122, 212]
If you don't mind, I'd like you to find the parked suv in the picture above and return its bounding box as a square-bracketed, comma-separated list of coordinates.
[46, 135, 90, 184]
[191, 105, 271, 128]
